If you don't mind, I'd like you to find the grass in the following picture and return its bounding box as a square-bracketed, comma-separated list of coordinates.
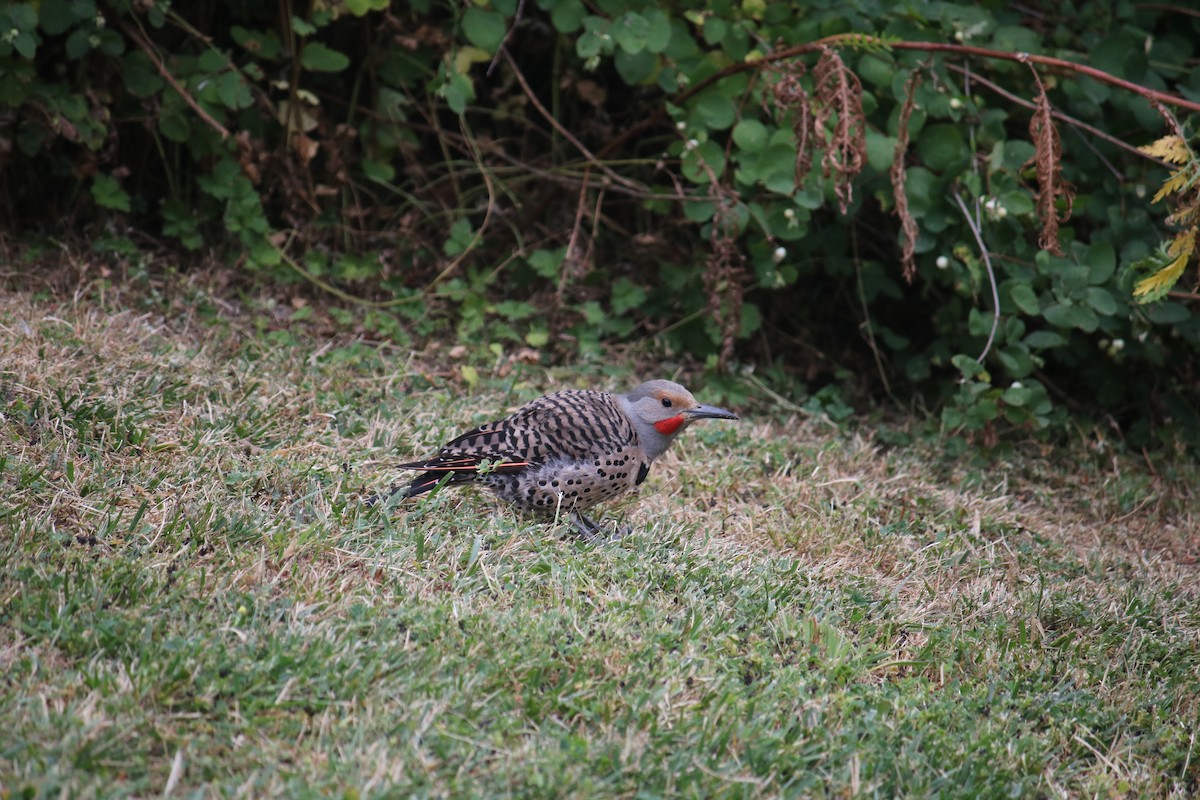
[1, 288, 1198, 798]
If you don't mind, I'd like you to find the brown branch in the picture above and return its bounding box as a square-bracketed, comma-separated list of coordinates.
[676, 36, 1200, 136]
[560, 165, 594, 297]
[945, 63, 1140, 172]
[118, 20, 231, 141]
[1134, 3, 1200, 19]
[600, 34, 1200, 164]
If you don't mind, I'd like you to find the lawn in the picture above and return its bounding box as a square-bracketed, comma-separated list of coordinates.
[1, 288, 1198, 798]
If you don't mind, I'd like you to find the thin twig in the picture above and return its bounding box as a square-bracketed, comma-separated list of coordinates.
[501, 48, 645, 193]
[560, 165, 593, 297]
[118, 20, 230, 140]
[951, 192, 1002, 365]
[852, 227, 896, 402]
[487, 0, 525, 77]
[947, 64, 1133, 175]
[418, 115, 499, 293]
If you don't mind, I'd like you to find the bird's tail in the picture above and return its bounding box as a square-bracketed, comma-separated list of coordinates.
[368, 454, 527, 507]
[366, 470, 471, 508]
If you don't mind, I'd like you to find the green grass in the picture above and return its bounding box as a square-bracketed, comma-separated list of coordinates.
[1, 291, 1198, 798]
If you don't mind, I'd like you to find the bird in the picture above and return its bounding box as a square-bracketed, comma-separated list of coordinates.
[377, 379, 738, 537]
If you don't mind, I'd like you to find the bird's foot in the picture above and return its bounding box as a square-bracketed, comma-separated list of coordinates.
[568, 512, 631, 542]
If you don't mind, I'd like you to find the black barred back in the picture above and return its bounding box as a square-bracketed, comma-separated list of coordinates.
[442, 390, 637, 464]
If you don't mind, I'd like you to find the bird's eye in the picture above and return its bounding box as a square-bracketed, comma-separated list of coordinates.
[661, 398, 673, 408]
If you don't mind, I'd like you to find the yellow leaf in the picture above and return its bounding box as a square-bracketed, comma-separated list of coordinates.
[453, 46, 491, 75]
[461, 364, 479, 387]
[1139, 135, 1190, 164]
[1150, 169, 1189, 204]
[1167, 206, 1199, 227]
[1167, 227, 1196, 259]
[1133, 252, 1188, 298]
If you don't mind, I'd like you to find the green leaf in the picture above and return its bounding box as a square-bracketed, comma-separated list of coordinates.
[550, 0, 585, 33]
[528, 248, 563, 279]
[216, 71, 252, 110]
[525, 329, 550, 348]
[611, 11, 649, 54]
[732, 119, 768, 151]
[857, 53, 894, 88]
[291, 16, 317, 36]
[121, 52, 164, 98]
[494, 300, 536, 321]
[438, 70, 475, 114]
[681, 140, 725, 183]
[865, 129, 897, 172]
[1043, 302, 1098, 332]
[361, 158, 395, 183]
[39, 0, 83, 36]
[159, 109, 191, 143]
[996, 345, 1033, 378]
[740, 302, 762, 337]
[231, 26, 284, 60]
[682, 198, 716, 223]
[300, 42, 350, 72]
[462, 7, 507, 53]
[611, 278, 646, 315]
[197, 49, 226, 72]
[1024, 330, 1066, 349]
[1085, 287, 1117, 316]
[249, 236, 280, 267]
[642, 9, 672, 53]
[991, 25, 1040, 52]
[1060, 265, 1090, 295]
[702, 16, 727, 46]
[951, 353, 986, 380]
[615, 49, 655, 84]
[1010, 283, 1040, 315]
[345, 0, 389, 15]
[692, 90, 736, 130]
[64, 27, 91, 59]
[443, 218, 475, 256]
[1002, 383, 1033, 407]
[998, 190, 1034, 216]
[915, 124, 966, 172]
[1145, 302, 1190, 325]
[12, 31, 38, 59]
[1084, 241, 1116, 284]
[967, 307, 992, 337]
[91, 174, 130, 212]
[96, 28, 123, 57]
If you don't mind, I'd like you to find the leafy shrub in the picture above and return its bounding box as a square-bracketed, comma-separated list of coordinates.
[2, 0, 1199, 448]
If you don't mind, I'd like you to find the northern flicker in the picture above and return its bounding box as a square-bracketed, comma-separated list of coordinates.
[380, 380, 738, 537]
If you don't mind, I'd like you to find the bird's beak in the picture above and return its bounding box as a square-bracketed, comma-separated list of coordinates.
[683, 403, 739, 421]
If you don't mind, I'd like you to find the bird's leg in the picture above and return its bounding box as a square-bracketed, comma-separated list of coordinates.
[568, 512, 631, 542]
[568, 511, 605, 541]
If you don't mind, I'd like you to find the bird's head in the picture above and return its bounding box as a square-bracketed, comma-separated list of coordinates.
[619, 379, 738, 460]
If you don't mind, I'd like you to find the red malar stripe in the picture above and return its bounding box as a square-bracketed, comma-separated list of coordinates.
[653, 415, 686, 435]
